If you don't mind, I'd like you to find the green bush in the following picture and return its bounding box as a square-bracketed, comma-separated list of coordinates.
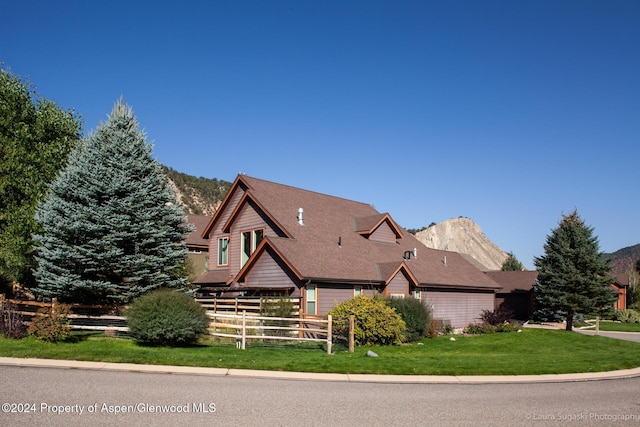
[385, 297, 430, 342]
[464, 320, 522, 335]
[328, 295, 406, 346]
[28, 303, 71, 342]
[612, 309, 640, 323]
[126, 289, 208, 346]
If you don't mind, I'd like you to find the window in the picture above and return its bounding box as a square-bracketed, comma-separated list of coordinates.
[414, 289, 421, 300]
[354, 286, 362, 297]
[240, 229, 265, 267]
[217, 237, 228, 266]
[390, 293, 405, 299]
[306, 285, 317, 315]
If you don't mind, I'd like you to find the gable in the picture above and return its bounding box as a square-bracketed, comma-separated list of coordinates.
[202, 177, 248, 238]
[222, 192, 289, 237]
[369, 221, 397, 243]
[226, 195, 287, 238]
[354, 213, 403, 243]
[242, 246, 298, 289]
[386, 270, 410, 296]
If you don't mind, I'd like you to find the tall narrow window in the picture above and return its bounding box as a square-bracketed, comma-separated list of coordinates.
[354, 285, 362, 297]
[241, 231, 252, 267]
[218, 237, 229, 266]
[306, 285, 317, 315]
[240, 229, 265, 267]
[254, 229, 264, 250]
[414, 289, 421, 300]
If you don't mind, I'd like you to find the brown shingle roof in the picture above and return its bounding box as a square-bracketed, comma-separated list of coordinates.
[485, 270, 539, 293]
[229, 176, 500, 290]
[185, 214, 212, 249]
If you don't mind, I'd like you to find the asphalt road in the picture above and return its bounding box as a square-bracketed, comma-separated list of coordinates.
[2, 366, 640, 426]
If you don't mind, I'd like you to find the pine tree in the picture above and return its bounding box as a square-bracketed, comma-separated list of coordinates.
[501, 252, 525, 271]
[533, 210, 616, 331]
[33, 99, 192, 304]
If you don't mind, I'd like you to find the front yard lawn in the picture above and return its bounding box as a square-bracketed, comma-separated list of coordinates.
[1, 329, 639, 376]
[590, 321, 640, 333]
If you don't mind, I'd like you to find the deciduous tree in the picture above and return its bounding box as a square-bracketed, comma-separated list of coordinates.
[0, 67, 81, 293]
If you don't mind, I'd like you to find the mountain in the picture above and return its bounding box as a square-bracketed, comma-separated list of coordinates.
[604, 244, 640, 274]
[413, 217, 509, 271]
[163, 167, 231, 216]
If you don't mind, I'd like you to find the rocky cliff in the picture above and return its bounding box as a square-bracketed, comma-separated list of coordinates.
[414, 217, 508, 271]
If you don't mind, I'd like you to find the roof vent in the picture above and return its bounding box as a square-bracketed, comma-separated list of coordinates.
[297, 208, 304, 226]
[403, 248, 418, 261]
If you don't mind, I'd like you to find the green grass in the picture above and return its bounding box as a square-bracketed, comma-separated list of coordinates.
[1, 329, 640, 375]
[591, 321, 640, 333]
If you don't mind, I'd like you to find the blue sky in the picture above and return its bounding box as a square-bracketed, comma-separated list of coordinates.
[2, 1, 639, 269]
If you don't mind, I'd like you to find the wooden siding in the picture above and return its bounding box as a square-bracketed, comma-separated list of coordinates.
[316, 285, 356, 316]
[209, 187, 245, 269]
[243, 248, 297, 289]
[369, 221, 396, 243]
[228, 199, 281, 276]
[423, 290, 494, 329]
[385, 271, 409, 296]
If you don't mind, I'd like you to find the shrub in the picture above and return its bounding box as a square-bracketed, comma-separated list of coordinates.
[481, 304, 514, 326]
[261, 297, 297, 337]
[464, 320, 521, 334]
[0, 299, 27, 339]
[328, 295, 406, 346]
[28, 303, 71, 342]
[612, 309, 640, 324]
[385, 297, 430, 342]
[464, 322, 495, 335]
[426, 319, 440, 338]
[126, 289, 208, 346]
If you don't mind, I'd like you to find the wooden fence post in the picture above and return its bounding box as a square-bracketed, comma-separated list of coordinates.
[327, 315, 332, 354]
[349, 315, 355, 353]
[241, 310, 246, 350]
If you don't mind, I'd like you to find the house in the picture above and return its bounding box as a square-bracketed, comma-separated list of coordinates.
[193, 175, 501, 328]
[487, 270, 628, 320]
[485, 270, 538, 320]
[611, 273, 629, 310]
[185, 214, 212, 282]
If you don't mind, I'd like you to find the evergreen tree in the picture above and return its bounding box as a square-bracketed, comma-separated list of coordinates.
[628, 261, 640, 309]
[0, 67, 82, 292]
[501, 251, 525, 271]
[533, 210, 616, 331]
[33, 99, 192, 304]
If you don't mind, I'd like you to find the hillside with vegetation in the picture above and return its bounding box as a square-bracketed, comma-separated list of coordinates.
[604, 244, 640, 274]
[163, 167, 231, 216]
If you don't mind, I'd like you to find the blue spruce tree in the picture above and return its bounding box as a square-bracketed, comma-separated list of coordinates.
[533, 210, 616, 331]
[33, 99, 192, 304]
